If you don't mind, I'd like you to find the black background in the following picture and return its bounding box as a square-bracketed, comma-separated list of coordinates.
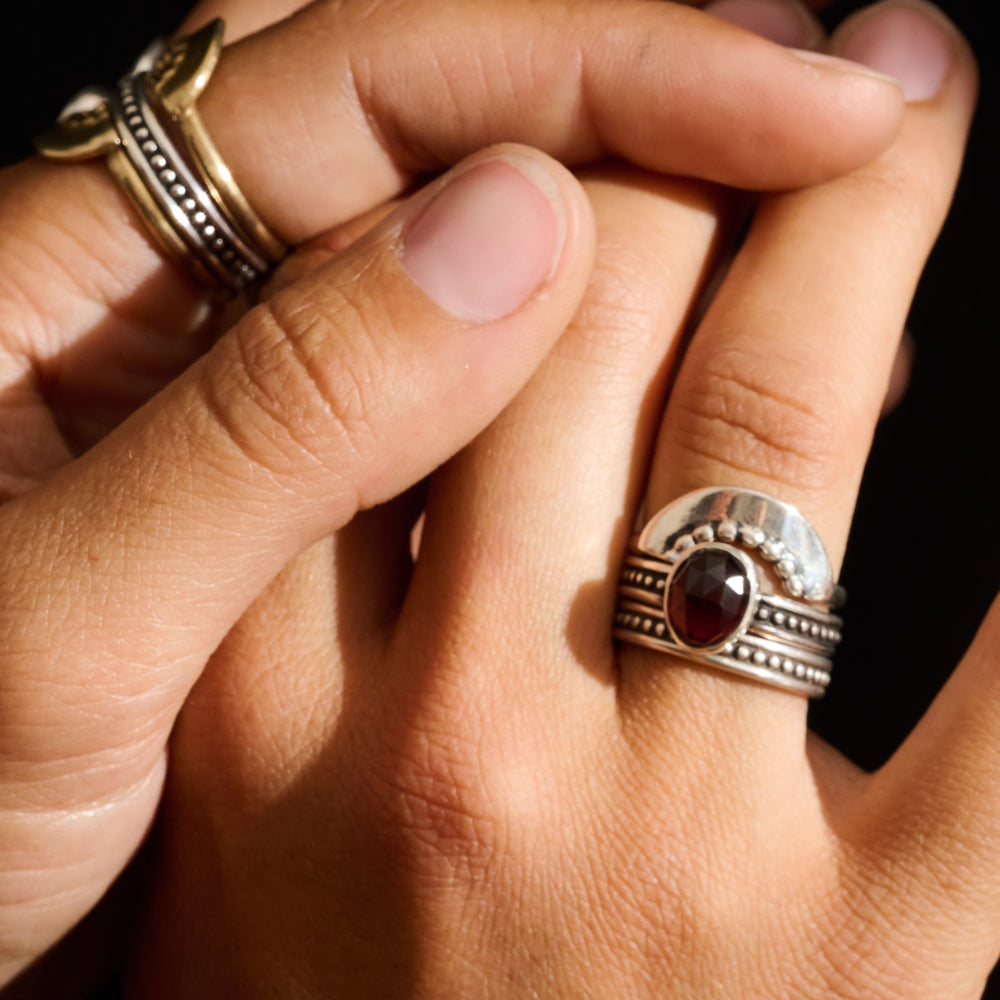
[2, 0, 998, 995]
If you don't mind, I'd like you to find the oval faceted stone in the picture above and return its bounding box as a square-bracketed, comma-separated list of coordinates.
[667, 548, 751, 648]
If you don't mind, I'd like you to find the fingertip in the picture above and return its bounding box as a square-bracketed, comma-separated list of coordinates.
[656, 5, 908, 189]
[830, 0, 978, 105]
[783, 43, 908, 167]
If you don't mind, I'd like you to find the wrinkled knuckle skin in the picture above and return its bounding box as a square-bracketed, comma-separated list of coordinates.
[359, 722, 508, 882]
[667, 346, 852, 494]
[842, 162, 952, 243]
[350, 668, 524, 880]
[198, 279, 389, 483]
[564, 244, 676, 367]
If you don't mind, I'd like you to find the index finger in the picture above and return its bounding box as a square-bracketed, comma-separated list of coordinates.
[204, 0, 903, 241]
[5, 0, 903, 343]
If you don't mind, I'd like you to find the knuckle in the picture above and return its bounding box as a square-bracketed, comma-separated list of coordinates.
[363, 707, 509, 875]
[668, 345, 855, 493]
[841, 161, 951, 242]
[356, 635, 535, 874]
[198, 280, 390, 487]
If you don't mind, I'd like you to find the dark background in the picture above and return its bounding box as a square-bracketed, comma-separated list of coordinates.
[2, 0, 997, 995]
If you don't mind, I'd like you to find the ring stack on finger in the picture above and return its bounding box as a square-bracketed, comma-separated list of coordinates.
[34, 19, 287, 296]
[614, 487, 844, 697]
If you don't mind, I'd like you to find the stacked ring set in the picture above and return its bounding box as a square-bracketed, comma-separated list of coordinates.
[35, 20, 286, 295]
[614, 488, 844, 697]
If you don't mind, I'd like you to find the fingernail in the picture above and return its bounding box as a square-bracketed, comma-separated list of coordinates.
[836, 1, 953, 101]
[704, 0, 821, 48]
[401, 156, 565, 322]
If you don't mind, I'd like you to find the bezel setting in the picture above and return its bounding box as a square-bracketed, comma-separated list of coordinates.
[663, 543, 759, 655]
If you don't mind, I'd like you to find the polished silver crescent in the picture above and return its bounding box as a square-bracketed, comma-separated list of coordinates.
[635, 487, 837, 605]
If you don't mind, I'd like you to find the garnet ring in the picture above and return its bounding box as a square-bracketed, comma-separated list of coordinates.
[612, 487, 844, 697]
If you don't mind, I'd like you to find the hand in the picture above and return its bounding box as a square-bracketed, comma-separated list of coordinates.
[120, 3, 993, 998]
[2, 0, 903, 452]
[0, 0, 906, 990]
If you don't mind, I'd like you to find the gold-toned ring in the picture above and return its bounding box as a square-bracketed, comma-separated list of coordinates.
[149, 20, 287, 264]
[34, 19, 286, 294]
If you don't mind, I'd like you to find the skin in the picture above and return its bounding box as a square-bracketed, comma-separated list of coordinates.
[0, 0, 988, 997]
[0, 0, 906, 990]
[124, 5, 988, 996]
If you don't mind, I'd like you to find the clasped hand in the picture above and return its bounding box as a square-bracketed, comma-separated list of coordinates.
[0, 1, 990, 997]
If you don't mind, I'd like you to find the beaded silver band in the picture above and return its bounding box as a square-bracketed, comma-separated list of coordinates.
[110, 74, 267, 291]
[34, 19, 286, 298]
[614, 488, 844, 698]
[149, 23, 288, 266]
[615, 550, 840, 696]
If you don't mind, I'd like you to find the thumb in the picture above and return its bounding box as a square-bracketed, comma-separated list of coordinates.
[0, 144, 592, 913]
[0, 144, 594, 980]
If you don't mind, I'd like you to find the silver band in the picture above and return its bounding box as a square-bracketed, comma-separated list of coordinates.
[110, 74, 267, 291]
[614, 488, 844, 698]
[615, 551, 840, 696]
[34, 19, 287, 297]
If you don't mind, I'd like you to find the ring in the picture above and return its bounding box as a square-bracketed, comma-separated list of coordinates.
[613, 487, 844, 697]
[34, 20, 287, 296]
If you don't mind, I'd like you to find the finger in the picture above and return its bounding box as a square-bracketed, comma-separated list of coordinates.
[703, 0, 825, 48]
[203, 0, 902, 241]
[403, 168, 728, 701]
[16, 0, 904, 341]
[0, 145, 594, 981]
[2, 0, 903, 478]
[840, 595, 1000, 995]
[618, 1, 975, 770]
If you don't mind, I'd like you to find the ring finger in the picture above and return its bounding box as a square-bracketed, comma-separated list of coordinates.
[618, 0, 976, 768]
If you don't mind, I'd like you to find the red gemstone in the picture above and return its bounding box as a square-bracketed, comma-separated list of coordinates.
[667, 548, 750, 648]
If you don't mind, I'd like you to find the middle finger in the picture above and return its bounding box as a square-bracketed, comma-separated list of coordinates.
[402, 167, 729, 702]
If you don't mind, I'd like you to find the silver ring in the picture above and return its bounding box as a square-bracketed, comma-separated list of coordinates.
[111, 73, 267, 291]
[613, 488, 844, 697]
[34, 20, 287, 298]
